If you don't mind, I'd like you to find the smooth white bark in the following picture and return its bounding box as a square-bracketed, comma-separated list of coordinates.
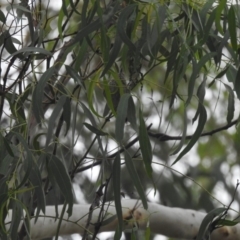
[5, 199, 240, 239]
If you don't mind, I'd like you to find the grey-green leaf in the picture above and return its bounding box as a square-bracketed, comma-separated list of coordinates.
[65, 65, 86, 90]
[113, 154, 122, 240]
[45, 95, 67, 148]
[224, 84, 235, 124]
[32, 66, 55, 123]
[139, 109, 152, 178]
[196, 208, 227, 240]
[115, 93, 130, 142]
[48, 156, 74, 216]
[83, 122, 108, 136]
[117, 4, 137, 52]
[173, 105, 207, 165]
[127, 96, 138, 131]
[124, 150, 148, 209]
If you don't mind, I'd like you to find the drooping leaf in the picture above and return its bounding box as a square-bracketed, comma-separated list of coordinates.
[228, 6, 237, 51]
[234, 66, 240, 99]
[62, 96, 71, 136]
[9, 200, 24, 240]
[32, 66, 55, 123]
[196, 208, 227, 240]
[81, 102, 104, 155]
[117, 4, 137, 52]
[115, 93, 130, 142]
[139, 109, 152, 178]
[101, 34, 122, 77]
[1, 31, 18, 56]
[215, 0, 227, 35]
[224, 83, 235, 124]
[13, 132, 33, 189]
[0, 9, 6, 23]
[113, 154, 122, 240]
[192, 77, 206, 123]
[124, 150, 148, 209]
[29, 162, 46, 222]
[187, 53, 216, 105]
[87, 73, 104, 118]
[83, 122, 108, 136]
[103, 78, 119, 116]
[7, 46, 53, 60]
[45, 95, 67, 148]
[173, 105, 207, 165]
[65, 65, 86, 90]
[226, 65, 237, 84]
[48, 155, 74, 216]
[127, 96, 137, 131]
[171, 107, 187, 155]
[165, 36, 179, 82]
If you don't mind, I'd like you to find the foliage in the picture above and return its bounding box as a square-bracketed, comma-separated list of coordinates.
[0, 0, 240, 239]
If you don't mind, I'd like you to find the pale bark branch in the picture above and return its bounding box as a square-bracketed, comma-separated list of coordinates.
[5, 199, 240, 240]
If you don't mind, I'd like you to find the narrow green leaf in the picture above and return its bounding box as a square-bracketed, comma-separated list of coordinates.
[13, 132, 33, 189]
[228, 6, 237, 51]
[145, 225, 151, 240]
[165, 36, 179, 82]
[57, 9, 64, 40]
[226, 65, 237, 84]
[2, 31, 18, 56]
[83, 122, 108, 136]
[187, 53, 216, 105]
[127, 96, 137, 131]
[124, 150, 148, 209]
[32, 66, 55, 123]
[217, 219, 239, 226]
[87, 75, 104, 118]
[61, 0, 69, 17]
[192, 78, 206, 123]
[115, 93, 130, 142]
[139, 109, 152, 178]
[196, 208, 227, 240]
[234, 66, 240, 99]
[63, 97, 71, 136]
[224, 84, 235, 124]
[2, 135, 14, 157]
[29, 162, 46, 222]
[7, 46, 53, 60]
[173, 105, 207, 165]
[0, 155, 14, 175]
[10, 200, 23, 240]
[73, 4, 117, 45]
[81, 102, 104, 155]
[171, 108, 187, 155]
[103, 78, 119, 116]
[117, 4, 137, 52]
[101, 34, 122, 77]
[113, 154, 122, 240]
[45, 96, 67, 148]
[200, 0, 215, 24]
[74, 39, 88, 70]
[65, 65, 86, 90]
[0, 9, 6, 23]
[81, 102, 97, 127]
[48, 156, 74, 216]
[215, 0, 227, 35]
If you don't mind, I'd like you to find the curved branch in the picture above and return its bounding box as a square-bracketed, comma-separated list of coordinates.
[75, 120, 238, 174]
[5, 199, 240, 240]
[148, 119, 238, 141]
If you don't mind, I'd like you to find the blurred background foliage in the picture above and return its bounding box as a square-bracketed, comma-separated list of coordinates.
[0, 0, 240, 239]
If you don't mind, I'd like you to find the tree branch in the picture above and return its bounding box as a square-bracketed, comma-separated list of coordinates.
[148, 119, 238, 141]
[5, 199, 240, 240]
